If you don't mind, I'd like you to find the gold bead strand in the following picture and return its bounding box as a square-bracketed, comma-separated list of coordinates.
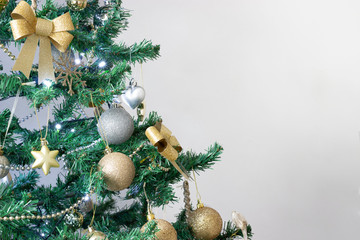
[0, 43, 16, 61]
[0, 189, 94, 221]
[129, 142, 146, 159]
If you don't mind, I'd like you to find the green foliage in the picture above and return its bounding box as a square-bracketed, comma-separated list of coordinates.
[0, 0, 250, 239]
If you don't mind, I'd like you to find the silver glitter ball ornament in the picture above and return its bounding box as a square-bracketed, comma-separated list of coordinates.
[78, 197, 93, 213]
[98, 108, 134, 145]
[121, 85, 145, 109]
[0, 155, 10, 178]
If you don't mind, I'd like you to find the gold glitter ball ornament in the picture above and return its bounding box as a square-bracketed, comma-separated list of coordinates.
[0, 154, 10, 178]
[87, 227, 107, 240]
[188, 206, 223, 240]
[67, 0, 87, 11]
[98, 151, 135, 191]
[0, 0, 8, 13]
[141, 219, 177, 240]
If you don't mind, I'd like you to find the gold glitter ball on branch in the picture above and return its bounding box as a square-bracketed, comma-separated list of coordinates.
[98, 151, 135, 191]
[53, 50, 86, 96]
[87, 227, 107, 240]
[0, 172, 12, 186]
[67, 0, 87, 11]
[141, 219, 177, 240]
[188, 206, 223, 240]
[0, 0, 8, 13]
[0, 154, 10, 178]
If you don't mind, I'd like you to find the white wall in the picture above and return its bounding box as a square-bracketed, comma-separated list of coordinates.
[121, 0, 360, 239]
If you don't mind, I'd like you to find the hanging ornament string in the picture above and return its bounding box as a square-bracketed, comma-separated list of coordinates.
[137, 63, 146, 121]
[33, 103, 51, 141]
[140, 63, 144, 86]
[87, 166, 97, 228]
[1, 85, 21, 149]
[31, 103, 60, 175]
[192, 170, 203, 208]
[89, 93, 109, 149]
[143, 182, 155, 220]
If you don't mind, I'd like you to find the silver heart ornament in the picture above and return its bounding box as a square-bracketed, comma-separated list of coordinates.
[121, 85, 146, 109]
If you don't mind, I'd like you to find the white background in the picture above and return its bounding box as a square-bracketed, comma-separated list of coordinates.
[1, 0, 360, 239]
[121, 1, 360, 239]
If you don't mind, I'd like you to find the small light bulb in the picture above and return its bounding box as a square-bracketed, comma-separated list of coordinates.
[99, 61, 106, 68]
[43, 79, 53, 87]
[55, 124, 61, 130]
[75, 58, 81, 65]
[41, 233, 45, 237]
[71, 128, 75, 133]
[84, 194, 90, 201]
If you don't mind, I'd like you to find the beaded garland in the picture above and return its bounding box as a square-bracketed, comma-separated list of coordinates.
[0, 142, 146, 222]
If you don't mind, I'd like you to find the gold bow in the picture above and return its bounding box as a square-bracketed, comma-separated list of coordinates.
[145, 122, 190, 180]
[10, 1, 74, 84]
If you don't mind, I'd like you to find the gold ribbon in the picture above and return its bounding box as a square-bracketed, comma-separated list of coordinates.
[10, 1, 74, 84]
[145, 122, 190, 180]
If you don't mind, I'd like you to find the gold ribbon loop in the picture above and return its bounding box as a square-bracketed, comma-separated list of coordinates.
[10, 1, 74, 84]
[145, 122, 190, 180]
[35, 18, 53, 36]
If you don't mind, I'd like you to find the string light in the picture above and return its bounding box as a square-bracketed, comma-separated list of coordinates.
[55, 124, 62, 130]
[74, 58, 81, 65]
[71, 129, 75, 133]
[98, 61, 106, 68]
[84, 194, 90, 201]
[43, 79, 53, 88]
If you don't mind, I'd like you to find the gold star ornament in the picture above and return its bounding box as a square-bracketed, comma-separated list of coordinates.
[31, 145, 60, 175]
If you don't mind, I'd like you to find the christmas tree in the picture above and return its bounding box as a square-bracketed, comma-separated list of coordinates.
[0, 0, 252, 239]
